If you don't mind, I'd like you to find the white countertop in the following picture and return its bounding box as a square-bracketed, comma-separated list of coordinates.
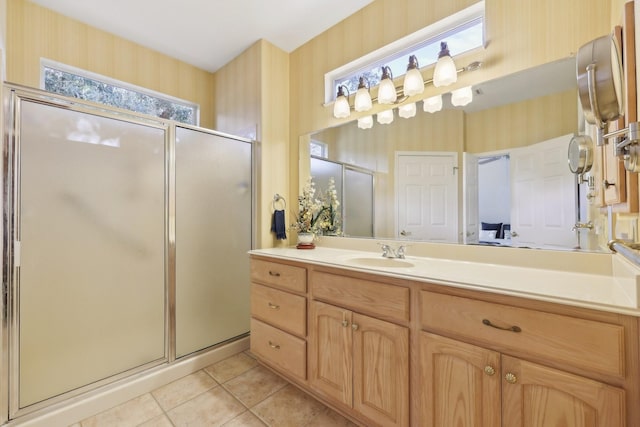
[250, 246, 640, 316]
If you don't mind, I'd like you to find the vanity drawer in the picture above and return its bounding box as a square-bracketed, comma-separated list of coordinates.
[251, 318, 306, 380]
[310, 270, 409, 324]
[420, 291, 625, 377]
[251, 259, 307, 293]
[251, 283, 306, 337]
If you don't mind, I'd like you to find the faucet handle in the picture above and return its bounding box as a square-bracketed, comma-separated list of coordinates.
[396, 245, 406, 259]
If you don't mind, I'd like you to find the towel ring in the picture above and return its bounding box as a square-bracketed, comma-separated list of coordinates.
[273, 194, 286, 211]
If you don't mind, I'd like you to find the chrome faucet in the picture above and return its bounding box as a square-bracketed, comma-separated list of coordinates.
[380, 244, 406, 259]
[572, 221, 594, 231]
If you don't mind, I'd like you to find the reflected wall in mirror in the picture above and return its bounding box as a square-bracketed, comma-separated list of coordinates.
[301, 57, 599, 251]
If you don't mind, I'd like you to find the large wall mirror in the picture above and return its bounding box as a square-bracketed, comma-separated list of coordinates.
[300, 57, 600, 252]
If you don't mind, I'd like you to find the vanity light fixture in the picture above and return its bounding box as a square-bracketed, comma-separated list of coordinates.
[398, 102, 417, 118]
[354, 77, 372, 112]
[423, 94, 443, 113]
[378, 66, 398, 104]
[451, 86, 473, 106]
[433, 42, 458, 87]
[377, 109, 394, 124]
[357, 115, 374, 129]
[333, 85, 351, 118]
[403, 55, 425, 96]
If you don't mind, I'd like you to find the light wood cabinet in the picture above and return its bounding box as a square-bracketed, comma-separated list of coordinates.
[501, 356, 625, 427]
[250, 258, 308, 381]
[420, 332, 626, 427]
[250, 256, 639, 426]
[309, 300, 409, 427]
[420, 332, 501, 427]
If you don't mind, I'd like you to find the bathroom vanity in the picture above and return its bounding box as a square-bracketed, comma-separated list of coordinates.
[249, 246, 640, 427]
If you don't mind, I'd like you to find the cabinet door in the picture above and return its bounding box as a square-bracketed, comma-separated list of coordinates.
[353, 313, 409, 427]
[502, 356, 626, 426]
[420, 332, 501, 427]
[309, 301, 352, 406]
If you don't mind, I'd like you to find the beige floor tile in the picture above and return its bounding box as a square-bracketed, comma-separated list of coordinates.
[167, 386, 246, 427]
[138, 414, 174, 427]
[152, 369, 218, 410]
[222, 410, 267, 427]
[304, 406, 359, 427]
[80, 394, 162, 427]
[251, 384, 327, 427]
[205, 352, 258, 383]
[223, 365, 287, 407]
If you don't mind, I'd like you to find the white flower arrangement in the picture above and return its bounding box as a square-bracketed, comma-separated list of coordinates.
[291, 176, 342, 236]
[291, 177, 323, 234]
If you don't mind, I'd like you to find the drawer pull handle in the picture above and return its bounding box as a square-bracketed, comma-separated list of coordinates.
[504, 372, 518, 384]
[268, 271, 281, 277]
[268, 302, 280, 310]
[268, 341, 280, 350]
[484, 365, 495, 376]
[482, 319, 521, 333]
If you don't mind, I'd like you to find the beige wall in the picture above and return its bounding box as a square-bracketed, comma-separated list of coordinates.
[5, 0, 215, 128]
[214, 40, 290, 247]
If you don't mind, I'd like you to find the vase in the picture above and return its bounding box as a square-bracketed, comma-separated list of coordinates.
[296, 232, 315, 249]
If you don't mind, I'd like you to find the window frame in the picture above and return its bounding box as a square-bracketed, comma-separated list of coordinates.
[40, 58, 200, 126]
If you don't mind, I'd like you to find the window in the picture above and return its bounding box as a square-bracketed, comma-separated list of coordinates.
[310, 140, 328, 158]
[41, 60, 199, 125]
[325, 2, 485, 103]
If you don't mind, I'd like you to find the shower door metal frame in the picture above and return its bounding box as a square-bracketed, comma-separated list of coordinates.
[1, 85, 173, 421]
[1, 84, 256, 423]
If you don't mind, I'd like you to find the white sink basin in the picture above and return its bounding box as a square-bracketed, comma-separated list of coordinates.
[346, 257, 415, 268]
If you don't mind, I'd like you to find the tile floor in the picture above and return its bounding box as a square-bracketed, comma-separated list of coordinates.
[71, 350, 357, 427]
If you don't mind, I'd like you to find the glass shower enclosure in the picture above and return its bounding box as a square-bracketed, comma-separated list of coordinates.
[1, 85, 253, 421]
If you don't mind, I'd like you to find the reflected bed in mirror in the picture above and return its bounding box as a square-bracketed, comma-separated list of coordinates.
[301, 57, 599, 252]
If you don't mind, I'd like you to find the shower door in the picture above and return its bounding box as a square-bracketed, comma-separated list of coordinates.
[174, 126, 252, 358]
[9, 97, 167, 414]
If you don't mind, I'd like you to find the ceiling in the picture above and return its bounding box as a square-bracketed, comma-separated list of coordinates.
[29, 0, 375, 72]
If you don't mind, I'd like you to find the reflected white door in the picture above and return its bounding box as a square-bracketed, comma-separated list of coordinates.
[463, 152, 479, 244]
[396, 153, 458, 242]
[510, 135, 577, 248]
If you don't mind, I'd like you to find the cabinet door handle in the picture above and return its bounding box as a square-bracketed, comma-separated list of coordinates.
[482, 319, 521, 333]
[351, 323, 359, 331]
[504, 372, 517, 384]
[484, 365, 495, 376]
[268, 271, 281, 277]
[342, 320, 349, 327]
[268, 302, 280, 310]
[268, 341, 280, 350]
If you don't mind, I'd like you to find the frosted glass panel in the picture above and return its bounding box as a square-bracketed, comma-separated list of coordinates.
[310, 157, 343, 201]
[344, 169, 374, 237]
[175, 127, 252, 358]
[18, 101, 166, 407]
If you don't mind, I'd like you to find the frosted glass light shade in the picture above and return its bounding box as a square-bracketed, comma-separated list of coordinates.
[354, 87, 372, 112]
[403, 68, 424, 96]
[333, 95, 351, 118]
[423, 95, 443, 113]
[451, 86, 473, 106]
[433, 55, 457, 87]
[357, 115, 374, 129]
[398, 103, 416, 118]
[378, 78, 397, 104]
[377, 109, 394, 124]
